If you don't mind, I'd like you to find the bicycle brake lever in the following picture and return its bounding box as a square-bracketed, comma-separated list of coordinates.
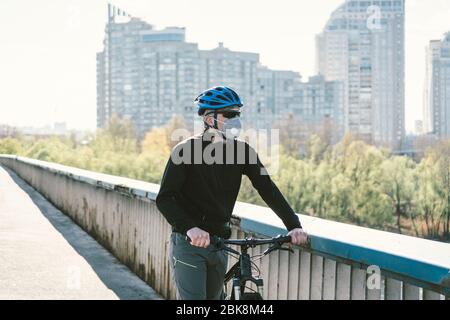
[263, 244, 294, 256]
[262, 245, 278, 256]
[280, 247, 295, 254]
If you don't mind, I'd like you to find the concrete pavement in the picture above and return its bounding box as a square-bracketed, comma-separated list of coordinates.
[0, 164, 162, 300]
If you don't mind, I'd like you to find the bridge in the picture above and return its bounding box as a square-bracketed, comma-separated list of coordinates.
[0, 154, 449, 300]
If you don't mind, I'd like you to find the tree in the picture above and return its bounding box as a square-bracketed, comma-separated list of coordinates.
[306, 134, 328, 164]
[5, 117, 449, 242]
[0, 138, 23, 155]
[142, 128, 171, 158]
[274, 114, 302, 158]
[419, 139, 450, 240]
[165, 115, 189, 149]
[331, 139, 391, 228]
[274, 152, 315, 214]
[315, 117, 341, 148]
[92, 114, 138, 155]
[415, 160, 442, 239]
[381, 156, 416, 234]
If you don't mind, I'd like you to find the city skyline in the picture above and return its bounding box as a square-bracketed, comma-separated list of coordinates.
[317, 0, 405, 149]
[96, 15, 344, 140]
[1, 0, 450, 133]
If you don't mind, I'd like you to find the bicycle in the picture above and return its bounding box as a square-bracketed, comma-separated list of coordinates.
[187, 234, 298, 300]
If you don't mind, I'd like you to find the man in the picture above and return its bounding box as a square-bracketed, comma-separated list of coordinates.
[156, 86, 308, 300]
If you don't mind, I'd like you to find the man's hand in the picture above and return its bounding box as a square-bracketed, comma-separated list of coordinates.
[288, 228, 309, 246]
[186, 227, 210, 248]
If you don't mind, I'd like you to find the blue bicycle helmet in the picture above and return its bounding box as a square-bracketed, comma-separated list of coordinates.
[195, 86, 243, 115]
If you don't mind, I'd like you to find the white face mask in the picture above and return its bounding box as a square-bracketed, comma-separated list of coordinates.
[215, 117, 242, 140]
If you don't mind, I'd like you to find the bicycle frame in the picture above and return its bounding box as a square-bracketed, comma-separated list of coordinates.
[223, 246, 264, 300]
[219, 235, 294, 300]
[186, 234, 297, 300]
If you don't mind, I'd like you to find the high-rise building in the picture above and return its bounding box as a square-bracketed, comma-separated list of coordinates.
[199, 43, 259, 111]
[97, 5, 344, 141]
[254, 65, 277, 129]
[274, 75, 345, 144]
[414, 120, 423, 136]
[271, 70, 303, 121]
[299, 75, 345, 140]
[316, 0, 405, 150]
[423, 33, 450, 138]
[96, 14, 201, 138]
[198, 43, 261, 129]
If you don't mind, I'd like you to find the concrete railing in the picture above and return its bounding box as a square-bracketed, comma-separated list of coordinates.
[1, 154, 449, 300]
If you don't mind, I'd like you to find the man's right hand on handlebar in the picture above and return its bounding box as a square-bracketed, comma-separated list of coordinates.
[288, 228, 309, 246]
[186, 227, 210, 248]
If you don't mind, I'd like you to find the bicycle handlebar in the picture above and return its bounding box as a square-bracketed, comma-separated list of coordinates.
[185, 234, 292, 247]
[216, 235, 292, 247]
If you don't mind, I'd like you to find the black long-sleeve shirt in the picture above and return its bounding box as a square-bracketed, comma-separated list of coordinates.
[155, 132, 302, 238]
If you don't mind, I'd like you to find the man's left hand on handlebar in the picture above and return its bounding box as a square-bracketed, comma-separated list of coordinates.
[287, 228, 309, 246]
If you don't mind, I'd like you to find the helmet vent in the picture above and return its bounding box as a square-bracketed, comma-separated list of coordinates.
[195, 86, 243, 112]
[216, 94, 231, 102]
[223, 92, 233, 101]
[231, 91, 239, 101]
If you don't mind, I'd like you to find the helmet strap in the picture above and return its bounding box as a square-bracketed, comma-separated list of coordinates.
[202, 111, 219, 131]
[213, 111, 219, 130]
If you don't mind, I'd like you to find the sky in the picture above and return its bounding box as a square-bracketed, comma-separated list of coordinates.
[0, 0, 450, 133]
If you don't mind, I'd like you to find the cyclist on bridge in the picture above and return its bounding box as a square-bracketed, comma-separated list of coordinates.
[156, 86, 309, 300]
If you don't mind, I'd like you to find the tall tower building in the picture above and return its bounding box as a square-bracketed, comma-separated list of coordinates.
[199, 43, 261, 129]
[316, 0, 405, 150]
[97, 6, 201, 139]
[97, 5, 344, 141]
[423, 33, 450, 138]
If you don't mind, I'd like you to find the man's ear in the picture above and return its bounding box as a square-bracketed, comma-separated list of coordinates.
[204, 115, 213, 127]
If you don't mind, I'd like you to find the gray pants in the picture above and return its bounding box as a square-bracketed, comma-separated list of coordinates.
[168, 232, 228, 300]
